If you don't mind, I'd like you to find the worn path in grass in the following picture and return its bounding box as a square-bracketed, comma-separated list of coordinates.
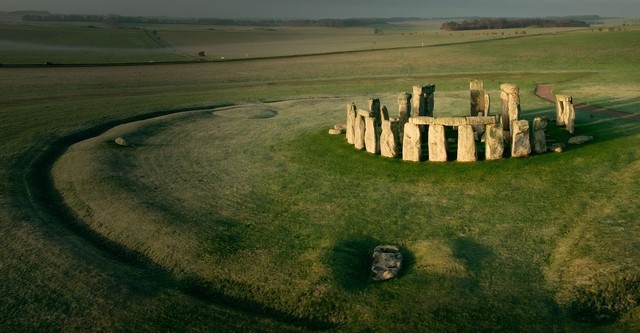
[535, 84, 640, 122]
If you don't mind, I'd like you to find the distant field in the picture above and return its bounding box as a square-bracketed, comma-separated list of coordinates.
[1, 21, 639, 331]
[0, 21, 605, 64]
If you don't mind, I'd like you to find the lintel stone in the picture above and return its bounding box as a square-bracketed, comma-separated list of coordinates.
[409, 116, 496, 126]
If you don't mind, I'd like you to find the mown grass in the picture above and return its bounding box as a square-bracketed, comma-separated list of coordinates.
[1, 23, 639, 331]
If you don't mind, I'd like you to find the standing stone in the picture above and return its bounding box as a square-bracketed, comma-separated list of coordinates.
[483, 92, 491, 116]
[411, 84, 436, 117]
[424, 84, 435, 117]
[428, 124, 447, 162]
[533, 117, 547, 154]
[402, 122, 421, 162]
[566, 101, 575, 135]
[397, 92, 412, 147]
[511, 120, 531, 158]
[485, 123, 504, 160]
[499, 84, 520, 131]
[457, 125, 477, 162]
[470, 78, 485, 116]
[398, 92, 412, 124]
[369, 98, 381, 126]
[354, 113, 366, 150]
[346, 103, 357, 144]
[380, 119, 401, 158]
[555, 95, 568, 126]
[555, 95, 576, 134]
[364, 116, 380, 154]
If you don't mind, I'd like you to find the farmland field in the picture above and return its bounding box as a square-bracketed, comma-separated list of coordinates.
[1, 20, 639, 332]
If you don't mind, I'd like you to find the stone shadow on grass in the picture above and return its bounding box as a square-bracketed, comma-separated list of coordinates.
[329, 235, 415, 291]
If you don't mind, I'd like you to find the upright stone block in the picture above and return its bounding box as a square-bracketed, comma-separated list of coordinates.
[369, 98, 381, 126]
[457, 125, 477, 162]
[354, 114, 366, 150]
[555, 94, 576, 134]
[485, 123, 504, 160]
[470, 78, 485, 117]
[411, 84, 436, 117]
[566, 103, 575, 135]
[402, 122, 421, 162]
[511, 120, 531, 158]
[380, 119, 401, 158]
[398, 92, 411, 123]
[428, 124, 447, 162]
[364, 116, 380, 154]
[533, 117, 547, 154]
[499, 83, 520, 131]
[555, 95, 570, 126]
[397, 93, 412, 147]
[346, 103, 357, 144]
[483, 92, 491, 116]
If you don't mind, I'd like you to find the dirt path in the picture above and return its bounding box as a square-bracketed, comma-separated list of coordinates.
[535, 84, 640, 122]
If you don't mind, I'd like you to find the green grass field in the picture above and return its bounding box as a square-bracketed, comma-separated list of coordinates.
[1, 20, 639, 332]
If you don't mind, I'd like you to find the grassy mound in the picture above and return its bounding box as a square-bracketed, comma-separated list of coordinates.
[51, 87, 640, 330]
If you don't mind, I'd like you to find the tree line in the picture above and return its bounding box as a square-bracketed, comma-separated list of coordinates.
[22, 14, 408, 28]
[440, 17, 591, 31]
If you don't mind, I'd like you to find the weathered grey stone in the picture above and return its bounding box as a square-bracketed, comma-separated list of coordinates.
[380, 119, 401, 158]
[555, 95, 576, 134]
[428, 124, 447, 162]
[334, 124, 347, 132]
[354, 114, 366, 150]
[566, 103, 575, 135]
[511, 120, 531, 158]
[501, 83, 519, 94]
[499, 83, 520, 131]
[364, 116, 380, 154]
[411, 84, 435, 117]
[484, 92, 491, 116]
[470, 78, 484, 91]
[328, 128, 342, 135]
[568, 135, 594, 145]
[371, 245, 402, 281]
[470, 78, 485, 116]
[357, 109, 373, 118]
[402, 122, 421, 162]
[533, 117, 547, 154]
[346, 103, 357, 144]
[457, 124, 477, 162]
[485, 123, 504, 160]
[555, 94, 571, 126]
[397, 93, 411, 147]
[115, 137, 128, 146]
[398, 92, 411, 123]
[465, 116, 497, 125]
[409, 116, 495, 126]
[549, 143, 565, 153]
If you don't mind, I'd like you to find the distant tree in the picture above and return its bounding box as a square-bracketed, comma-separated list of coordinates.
[198, 51, 206, 57]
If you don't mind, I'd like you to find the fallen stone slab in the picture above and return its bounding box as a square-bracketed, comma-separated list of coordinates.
[568, 135, 594, 145]
[114, 137, 128, 146]
[371, 245, 403, 281]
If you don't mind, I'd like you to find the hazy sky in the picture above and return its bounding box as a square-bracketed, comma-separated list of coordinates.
[2, 0, 640, 19]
